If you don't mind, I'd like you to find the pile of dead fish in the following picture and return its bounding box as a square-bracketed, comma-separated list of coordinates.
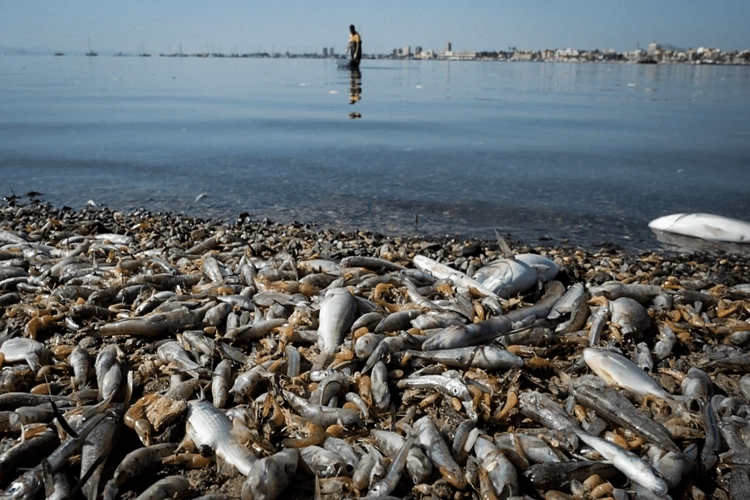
[1, 200, 750, 500]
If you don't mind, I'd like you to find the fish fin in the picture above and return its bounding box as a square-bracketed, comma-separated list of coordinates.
[494, 229, 515, 259]
[314, 474, 322, 500]
[42, 369, 79, 439]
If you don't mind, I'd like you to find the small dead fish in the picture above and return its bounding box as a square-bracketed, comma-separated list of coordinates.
[241, 448, 299, 500]
[414, 415, 466, 489]
[368, 434, 415, 497]
[573, 428, 668, 495]
[134, 475, 190, 500]
[610, 297, 650, 335]
[406, 346, 523, 370]
[583, 348, 680, 404]
[185, 400, 257, 476]
[317, 288, 357, 362]
[370, 429, 432, 485]
[473, 436, 520, 498]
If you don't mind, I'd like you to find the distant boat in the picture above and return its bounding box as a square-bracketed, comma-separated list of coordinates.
[86, 39, 97, 56]
[54, 52, 64, 56]
[139, 40, 151, 57]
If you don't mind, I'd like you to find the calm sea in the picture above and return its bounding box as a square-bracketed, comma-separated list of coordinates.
[1, 55, 749, 251]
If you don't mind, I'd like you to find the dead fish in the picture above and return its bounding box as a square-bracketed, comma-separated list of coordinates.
[317, 288, 357, 362]
[341, 256, 405, 272]
[185, 400, 256, 476]
[610, 297, 650, 335]
[368, 434, 415, 497]
[414, 415, 466, 489]
[420, 316, 512, 350]
[212, 359, 232, 409]
[588, 281, 663, 303]
[241, 448, 298, 500]
[134, 475, 191, 500]
[369, 429, 432, 485]
[69, 346, 92, 390]
[99, 306, 207, 338]
[0, 338, 50, 371]
[572, 428, 668, 495]
[515, 253, 559, 281]
[80, 412, 121, 500]
[473, 435, 520, 498]
[283, 391, 362, 428]
[397, 374, 476, 420]
[406, 346, 523, 370]
[413, 255, 498, 298]
[472, 257, 537, 298]
[587, 304, 610, 346]
[299, 445, 346, 478]
[570, 376, 680, 453]
[548, 283, 586, 320]
[634, 342, 654, 372]
[583, 348, 681, 404]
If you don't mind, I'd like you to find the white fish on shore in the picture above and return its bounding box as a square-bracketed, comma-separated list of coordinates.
[649, 213, 750, 243]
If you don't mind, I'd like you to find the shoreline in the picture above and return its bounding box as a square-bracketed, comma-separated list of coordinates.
[3, 197, 748, 259]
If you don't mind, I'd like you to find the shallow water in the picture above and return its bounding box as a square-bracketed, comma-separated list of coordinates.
[1, 55, 749, 251]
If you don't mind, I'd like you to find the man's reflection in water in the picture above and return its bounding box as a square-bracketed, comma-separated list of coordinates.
[348, 68, 362, 118]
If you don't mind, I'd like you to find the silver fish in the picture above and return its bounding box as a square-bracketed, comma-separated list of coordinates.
[368, 435, 415, 497]
[185, 400, 256, 476]
[573, 428, 668, 495]
[299, 445, 346, 477]
[473, 435, 520, 498]
[316, 287, 357, 362]
[472, 257, 537, 298]
[413, 255, 498, 298]
[134, 476, 190, 500]
[610, 297, 650, 335]
[414, 416, 466, 489]
[406, 346, 523, 370]
[212, 359, 232, 408]
[241, 448, 298, 500]
[369, 429, 432, 485]
[583, 347, 680, 404]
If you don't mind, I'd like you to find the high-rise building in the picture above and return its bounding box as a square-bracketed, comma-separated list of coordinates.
[323, 47, 328, 57]
[330, 47, 335, 57]
[403, 45, 411, 57]
[446, 42, 452, 52]
[415, 46, 422, 55]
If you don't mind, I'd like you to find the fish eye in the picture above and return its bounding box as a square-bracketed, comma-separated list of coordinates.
[6, 482, 23, 494]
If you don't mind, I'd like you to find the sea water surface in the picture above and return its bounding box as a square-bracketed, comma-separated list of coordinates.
[1, 55, 749, 251]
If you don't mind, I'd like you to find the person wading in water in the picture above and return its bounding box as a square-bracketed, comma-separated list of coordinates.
[347, 24, 362, 68]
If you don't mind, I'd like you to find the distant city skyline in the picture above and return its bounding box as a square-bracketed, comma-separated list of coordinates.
[2, 0, 749, 56]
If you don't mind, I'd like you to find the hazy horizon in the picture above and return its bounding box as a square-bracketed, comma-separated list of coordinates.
[2, 0, 749, 56]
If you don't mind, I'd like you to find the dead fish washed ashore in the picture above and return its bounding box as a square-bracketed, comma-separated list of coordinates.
[1, 201, 750, 500]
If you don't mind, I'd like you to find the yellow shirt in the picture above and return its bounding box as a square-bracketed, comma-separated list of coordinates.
[348, 33, 362, 60]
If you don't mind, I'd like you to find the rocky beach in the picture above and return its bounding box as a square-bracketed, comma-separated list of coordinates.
[1, 199, 750, 500]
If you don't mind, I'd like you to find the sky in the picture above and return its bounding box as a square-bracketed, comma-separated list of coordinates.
[1, 0, 749, 55]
